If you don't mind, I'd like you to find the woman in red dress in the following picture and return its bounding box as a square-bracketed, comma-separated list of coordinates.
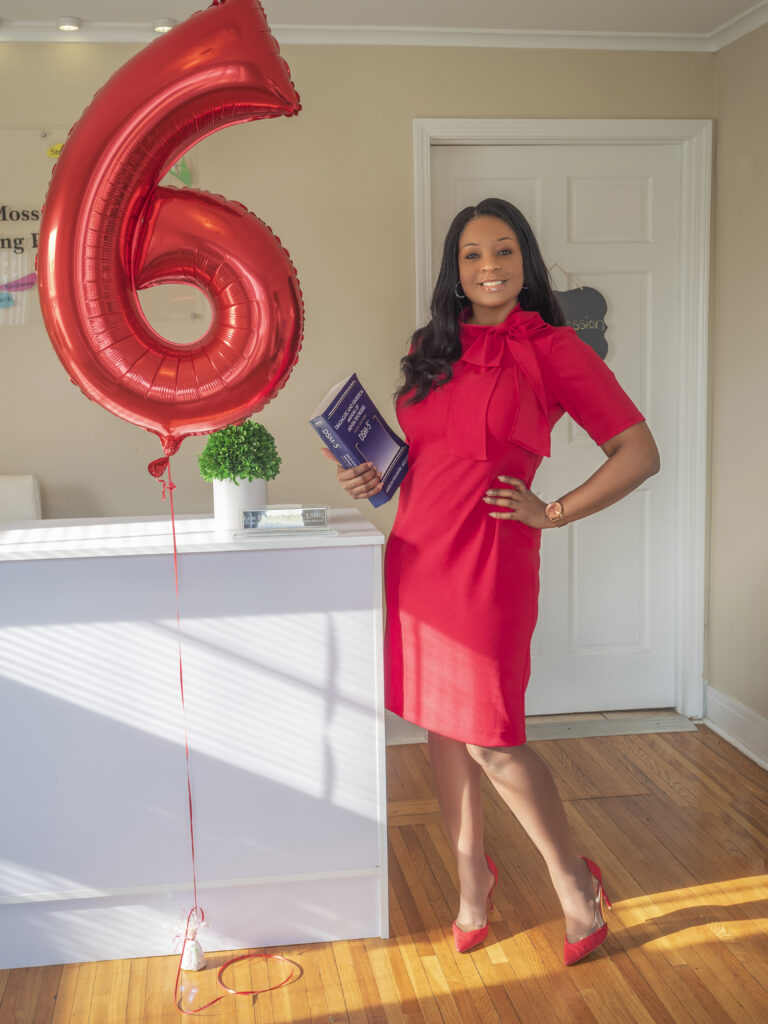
[327, 199, 659, 964]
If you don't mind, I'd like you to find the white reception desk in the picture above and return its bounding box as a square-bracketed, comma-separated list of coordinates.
[0, 510, 387, 970]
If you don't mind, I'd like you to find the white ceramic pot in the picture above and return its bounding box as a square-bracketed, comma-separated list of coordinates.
[212, 478, 268, 535]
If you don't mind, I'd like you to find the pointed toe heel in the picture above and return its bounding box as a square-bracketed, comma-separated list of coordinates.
[485, 854, 499, 910]
[563, 920, 608, 966]
[452, 854, 498, 953]
[563, 857, 612, 966]
[452, 919, 489, 953]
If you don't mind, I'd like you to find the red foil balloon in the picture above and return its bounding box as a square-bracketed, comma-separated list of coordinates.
[37, 0, 303, 457]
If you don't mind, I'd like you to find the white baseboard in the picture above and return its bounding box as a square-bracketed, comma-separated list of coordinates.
[704, 684, 768, 771]
[385, 711, 428, 745]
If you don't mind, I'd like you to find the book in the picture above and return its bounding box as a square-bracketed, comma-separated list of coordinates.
[310, 373, 409, 507]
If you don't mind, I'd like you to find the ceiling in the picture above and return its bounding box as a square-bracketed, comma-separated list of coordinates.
[1, 0, 767, 50]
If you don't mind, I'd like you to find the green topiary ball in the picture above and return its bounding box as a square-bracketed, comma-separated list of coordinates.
[198, 420, 281, 483]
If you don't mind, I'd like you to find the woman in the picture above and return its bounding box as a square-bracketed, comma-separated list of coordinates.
[325, 198, 659, 964]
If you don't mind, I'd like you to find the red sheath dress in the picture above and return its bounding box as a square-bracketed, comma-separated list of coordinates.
[384, 304, 645, 747]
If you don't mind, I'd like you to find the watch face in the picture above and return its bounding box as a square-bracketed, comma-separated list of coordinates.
[546, 501, 564, 522]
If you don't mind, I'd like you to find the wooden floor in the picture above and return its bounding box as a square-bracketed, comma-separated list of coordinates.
[2, 725, 767, 1023]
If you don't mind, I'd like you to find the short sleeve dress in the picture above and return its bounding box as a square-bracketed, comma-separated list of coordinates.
[384, 304, 645, 747]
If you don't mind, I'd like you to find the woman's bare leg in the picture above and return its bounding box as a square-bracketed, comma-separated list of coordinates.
[466, 742, 599, 939]
[427, 730, 495, 929]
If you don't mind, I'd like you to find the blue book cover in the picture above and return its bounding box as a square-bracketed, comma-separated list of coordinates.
[310, 373, 409, 507]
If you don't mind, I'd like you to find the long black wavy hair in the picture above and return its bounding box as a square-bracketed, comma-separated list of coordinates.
[397, 198, 565, 403]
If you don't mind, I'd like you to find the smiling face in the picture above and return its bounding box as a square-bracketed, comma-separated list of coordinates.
[457, 214, 525, 325]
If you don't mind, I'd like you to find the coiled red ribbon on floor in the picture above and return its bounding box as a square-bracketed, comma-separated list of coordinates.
[175, 910, 296, 1014]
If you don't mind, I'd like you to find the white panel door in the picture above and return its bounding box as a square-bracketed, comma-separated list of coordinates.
[431, 144, 680, 713]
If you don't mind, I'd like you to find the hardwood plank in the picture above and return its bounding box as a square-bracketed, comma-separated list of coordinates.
[144, 955, 182, 1024]
[296, 942, 342, 1024]
[461, 953, 527, 1024]
[567, 958, 659, 1024]
[0, 967, 28, 1024]
[387, 836, 432, 958]
[386, 746, 414, 805]
[396, 745, 435, 805]
[657, 732, 768, 835]
[365, 938, 414, 1024]
[538, 734, 651, 799]
[604, 734, 704, 806]
[485, 929, 578, 1024]
[386, 885, 444, 1024]
[13, 968, 47, 1024]
[226, 949, 257, 1024]
[387, 799, 443, 827]
[592, 944, 683, 1024]
[31, 965, 63, 1024]
[672, 963, 745, 1024]
[621, 731, 768, 842]
[50, 965, 80, 1024]
[391, 826, 452, 945]
[311, 940, 352, 1023]
[418, 955, 468, 1024]
[300, 944, 336, 1024]
[694, 726, 768, 786]
[227, 947, 272, 1024]
[124, 957, 147, 1024]
[444, 957, 503, 1024]
[87, 959, 115, 1024]
[676, 938, 768, 1023]
[266, 945, 314, 1024]
[622, 793, 767, 899]
[67, 961, 96, 1023]
[531, 739, 604, 801]
[332, 939, 384, 1024]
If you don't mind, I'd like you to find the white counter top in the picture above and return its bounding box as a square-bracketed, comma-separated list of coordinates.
[0, 508, 384, 561]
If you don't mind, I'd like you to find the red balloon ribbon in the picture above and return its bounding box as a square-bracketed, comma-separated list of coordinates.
[37, 0, 303, 459]
[154, 459, 297, 1014]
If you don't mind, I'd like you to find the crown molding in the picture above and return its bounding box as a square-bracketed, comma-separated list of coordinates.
[708, 0, 768, 49]
[274, 26, 711, 51]
[0, 23, 156, 43]
[1, 7, 767, 51]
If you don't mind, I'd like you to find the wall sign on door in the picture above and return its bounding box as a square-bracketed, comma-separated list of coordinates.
[553, 285, 608, 359]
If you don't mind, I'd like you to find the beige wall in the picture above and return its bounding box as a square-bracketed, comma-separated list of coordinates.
[709, 26, 768, 719]
[0, 42, 712, 535]
[7, 36, 765, 720]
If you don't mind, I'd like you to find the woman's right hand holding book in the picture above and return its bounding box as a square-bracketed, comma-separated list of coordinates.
[321, 449, 383, 501]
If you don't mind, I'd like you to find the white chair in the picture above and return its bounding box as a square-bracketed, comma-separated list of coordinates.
[0, 475, 42, 520]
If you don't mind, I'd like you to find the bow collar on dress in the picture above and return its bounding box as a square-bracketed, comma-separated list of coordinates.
[445, 304, 554, 461]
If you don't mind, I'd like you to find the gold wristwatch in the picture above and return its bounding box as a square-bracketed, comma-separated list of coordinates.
[544, 500, 565, 526]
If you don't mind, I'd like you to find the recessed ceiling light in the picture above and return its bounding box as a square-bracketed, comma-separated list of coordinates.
[153, 18, 177, 33]
[57, 16, 81, 32]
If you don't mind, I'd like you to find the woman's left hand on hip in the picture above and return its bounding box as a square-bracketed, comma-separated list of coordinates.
[483, 476, 549, 528]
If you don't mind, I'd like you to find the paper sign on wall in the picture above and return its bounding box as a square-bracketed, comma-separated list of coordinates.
[0, 127, 68, 327]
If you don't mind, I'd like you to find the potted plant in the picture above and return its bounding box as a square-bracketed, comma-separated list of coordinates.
[198, 420, 281, 534]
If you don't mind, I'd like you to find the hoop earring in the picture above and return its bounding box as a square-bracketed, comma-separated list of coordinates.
[455, 282, 466, 299]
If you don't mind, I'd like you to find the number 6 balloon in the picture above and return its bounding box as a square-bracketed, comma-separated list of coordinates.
[37, 0, 303, 462]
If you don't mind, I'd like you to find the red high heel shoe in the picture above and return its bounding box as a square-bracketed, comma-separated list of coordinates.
[563, 857, 612, 966]
[452, 854, 498, 953]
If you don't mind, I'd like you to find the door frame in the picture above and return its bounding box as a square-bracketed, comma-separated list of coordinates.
[413, 118, 712, 719]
